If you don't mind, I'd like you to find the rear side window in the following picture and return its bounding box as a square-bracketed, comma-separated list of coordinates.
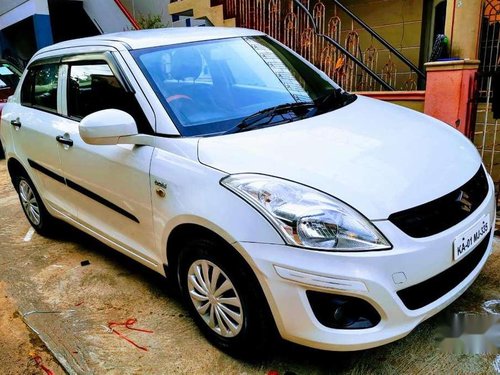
[21, 64, 59, 112]
[67, 62, 152, 134]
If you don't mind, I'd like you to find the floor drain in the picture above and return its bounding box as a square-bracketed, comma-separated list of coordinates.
[482, 300, 500, 315]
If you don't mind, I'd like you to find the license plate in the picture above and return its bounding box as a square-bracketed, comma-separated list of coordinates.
[453, 214, 490, 261]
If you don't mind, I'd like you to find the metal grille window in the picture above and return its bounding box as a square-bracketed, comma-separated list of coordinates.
[475, 0, 500, 229]
[478, 1, 500, 100]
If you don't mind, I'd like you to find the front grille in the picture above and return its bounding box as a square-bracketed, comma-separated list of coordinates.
[389, 166, 488, 238]
[397, 231, 490, 310]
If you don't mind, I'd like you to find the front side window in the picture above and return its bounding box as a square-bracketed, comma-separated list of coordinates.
[21, 64, 59, 112]
[67, 62, 152, 134]
[133, 36, 351, 136]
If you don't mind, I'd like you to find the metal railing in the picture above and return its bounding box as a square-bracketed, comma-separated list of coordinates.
[211, 0, 236, 19]
[331, 0, 425, 83]
[293, 0, 393, 90]
[232, 0, 425, 91]
[171, 0, 426, 92]
[295, 0, 425, 91]
[474, 0, 500, 228]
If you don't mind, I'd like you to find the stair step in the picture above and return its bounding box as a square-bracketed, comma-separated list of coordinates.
[168, 0, 235, 27]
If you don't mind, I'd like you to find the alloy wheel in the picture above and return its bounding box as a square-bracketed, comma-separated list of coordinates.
[19, 179, 41, 226]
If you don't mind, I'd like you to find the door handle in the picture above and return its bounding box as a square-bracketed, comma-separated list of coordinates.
[56, 135, 73, 147]
[10, 118, 21, 127]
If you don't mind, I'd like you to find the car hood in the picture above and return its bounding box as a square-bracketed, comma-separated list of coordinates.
[198, 96, 482, 220]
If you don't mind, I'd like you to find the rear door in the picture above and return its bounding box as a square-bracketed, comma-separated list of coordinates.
[56, 53, 159, 268]
[4, 61, 76, 218]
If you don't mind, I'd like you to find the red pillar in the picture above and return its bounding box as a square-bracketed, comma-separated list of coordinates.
[424, 60, 479, 138]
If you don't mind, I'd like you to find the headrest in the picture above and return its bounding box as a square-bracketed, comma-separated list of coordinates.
[170, 48, 203, 81]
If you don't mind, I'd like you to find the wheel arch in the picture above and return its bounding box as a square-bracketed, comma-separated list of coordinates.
[166, 223, 244, 278]
[7, 157, 29, 190]
[166, 222, 279, 345]
[165, 223, 272, 311]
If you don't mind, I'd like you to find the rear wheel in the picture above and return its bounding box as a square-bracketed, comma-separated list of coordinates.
[14, 173, 56, 235]
[177, 238, 274, 355]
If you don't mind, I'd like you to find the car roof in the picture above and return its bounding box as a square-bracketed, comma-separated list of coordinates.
[38, 27, 265, 52]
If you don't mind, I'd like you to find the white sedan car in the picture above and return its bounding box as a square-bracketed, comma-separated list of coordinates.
[0, 27, 494, 353]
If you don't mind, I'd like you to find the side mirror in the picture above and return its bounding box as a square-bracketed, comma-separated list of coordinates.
[79, 109, 138, 145]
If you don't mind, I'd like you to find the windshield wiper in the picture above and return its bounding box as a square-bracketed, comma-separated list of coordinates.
[223, 101, 315, 135]
[312, 88, 357, 115]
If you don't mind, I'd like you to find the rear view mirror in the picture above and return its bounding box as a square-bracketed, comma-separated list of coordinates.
[80, 109, 138, 145]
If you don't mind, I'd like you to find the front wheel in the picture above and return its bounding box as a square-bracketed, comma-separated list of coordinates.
[177, 238, 274, 355]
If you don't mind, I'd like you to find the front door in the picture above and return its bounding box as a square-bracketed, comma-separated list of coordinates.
[57, 58, 159, 268]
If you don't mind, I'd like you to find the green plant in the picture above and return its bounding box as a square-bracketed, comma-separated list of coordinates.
[137, 13, 168, 29]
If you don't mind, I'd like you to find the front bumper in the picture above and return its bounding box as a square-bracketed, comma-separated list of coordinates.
[235, 177, 495, 351]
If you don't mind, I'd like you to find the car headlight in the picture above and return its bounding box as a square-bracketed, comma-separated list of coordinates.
[221, 174, 391, 251]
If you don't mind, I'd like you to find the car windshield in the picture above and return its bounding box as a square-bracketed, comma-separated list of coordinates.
[132, 36, 354, 136]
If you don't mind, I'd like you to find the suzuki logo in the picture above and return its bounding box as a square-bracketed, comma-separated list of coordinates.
[456, 190, 472, 212]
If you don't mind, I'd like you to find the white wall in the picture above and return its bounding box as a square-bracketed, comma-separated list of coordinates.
[0, 0, 49, 29]
[83, 0, 136, 33]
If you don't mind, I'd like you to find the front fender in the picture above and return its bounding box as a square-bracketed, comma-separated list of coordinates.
[150, 146, 284, 265]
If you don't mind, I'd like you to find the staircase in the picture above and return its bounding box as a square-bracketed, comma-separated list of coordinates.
[168, 0, 425, 93]
[83, 0, 140, 33]
[169, 0, 236, 27]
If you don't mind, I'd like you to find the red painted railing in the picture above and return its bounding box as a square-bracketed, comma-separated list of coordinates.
[114, 0, 141, 30]
[211, 0, 236, 19]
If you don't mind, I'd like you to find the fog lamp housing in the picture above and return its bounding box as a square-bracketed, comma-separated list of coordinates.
[306, 291, 381, 329]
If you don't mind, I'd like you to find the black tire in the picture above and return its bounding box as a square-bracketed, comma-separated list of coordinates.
[177, 238, 274, 355]
[13, 173, 56, 235]
[0, 141, 4, 159]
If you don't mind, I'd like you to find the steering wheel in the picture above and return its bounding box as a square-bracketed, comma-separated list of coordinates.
[166, 94, 193, 103]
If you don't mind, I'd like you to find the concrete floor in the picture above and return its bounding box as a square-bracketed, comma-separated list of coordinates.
[0, 158, 499, 375]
